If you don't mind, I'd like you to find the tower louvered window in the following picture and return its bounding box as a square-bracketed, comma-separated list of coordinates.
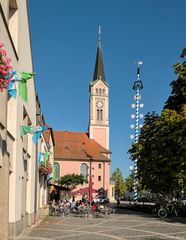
[97, 109, 103, 120]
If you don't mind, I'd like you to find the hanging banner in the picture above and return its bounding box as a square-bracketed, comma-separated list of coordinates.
[8, 71, 36, 101]
[20, 125, 48, 144]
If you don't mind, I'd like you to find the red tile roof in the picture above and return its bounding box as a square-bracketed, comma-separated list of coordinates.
[53, 131, 111, 162]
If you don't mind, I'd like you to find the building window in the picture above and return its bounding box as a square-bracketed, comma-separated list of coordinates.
[96, 88, 98, 94]
[98, 163, 101, 169]
[100, 109, 103, 120]
[97, 109, 103, 120]
[99, 88, 102, 94]
[103, 89, 105, 94]
[53, 162, 60, 180]
[98, 176, 101, 181]
[97, 109, 99, 120]
[80, 163, 88, 180]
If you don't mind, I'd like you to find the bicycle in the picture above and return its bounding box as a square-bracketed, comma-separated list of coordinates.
[152, 202, 178, 219]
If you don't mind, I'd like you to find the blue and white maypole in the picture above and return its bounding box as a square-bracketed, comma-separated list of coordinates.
[130, 61, 144, 202]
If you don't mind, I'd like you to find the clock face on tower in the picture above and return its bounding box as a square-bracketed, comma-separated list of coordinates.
[96, 101, 103, 108]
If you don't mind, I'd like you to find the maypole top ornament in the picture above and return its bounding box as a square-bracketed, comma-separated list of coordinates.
[133, 61, 143, 90]
[133, 80, 143, 90]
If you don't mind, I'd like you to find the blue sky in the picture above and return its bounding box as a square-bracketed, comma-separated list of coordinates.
[28, 0, 186, 177]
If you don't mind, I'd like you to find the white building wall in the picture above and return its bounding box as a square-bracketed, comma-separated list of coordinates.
[0, 0, 39, 237]
[0, 0, 19, 238]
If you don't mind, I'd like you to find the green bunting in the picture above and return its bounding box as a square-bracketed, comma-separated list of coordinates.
[44, 151, 50, 166]
[53, 163, 57, 180]
[18, 72, 36, 102]
[20, 125, 33, 137]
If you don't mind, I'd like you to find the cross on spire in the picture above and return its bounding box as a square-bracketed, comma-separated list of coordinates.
[93, 26, 106, 81]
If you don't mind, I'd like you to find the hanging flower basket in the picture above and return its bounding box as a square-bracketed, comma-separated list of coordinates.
[0, 42, 12, 91]
[39, 162, 49, 176]
[47, 163, 53, 174]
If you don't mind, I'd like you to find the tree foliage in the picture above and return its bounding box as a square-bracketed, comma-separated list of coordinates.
[111, 168, 126, 196]
[129, 48, 186, 196]
[164, 48, 186, 112]
[58, 173, 87, 190]
[125, 170, 134, 192]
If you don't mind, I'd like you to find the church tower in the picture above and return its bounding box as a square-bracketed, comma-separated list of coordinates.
[89, 27, 109, 150]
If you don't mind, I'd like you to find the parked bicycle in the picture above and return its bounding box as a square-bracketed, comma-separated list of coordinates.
[152, 201, 178, 219]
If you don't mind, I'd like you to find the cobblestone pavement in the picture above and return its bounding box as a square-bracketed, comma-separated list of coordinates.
[9, 208, 186, 240]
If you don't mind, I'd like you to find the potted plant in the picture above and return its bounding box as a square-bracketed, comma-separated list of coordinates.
[39, 162, 49, 176]
[47, 162, 53, 174]
[0, 42, 12, 91]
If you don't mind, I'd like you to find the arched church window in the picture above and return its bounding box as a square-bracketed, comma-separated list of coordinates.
[53, 162, 60, 180]
[103, 89, 105, 94]
[96, 88, 98, 94]
[80, 163, 88, 180]
[99, 88, 102, 94]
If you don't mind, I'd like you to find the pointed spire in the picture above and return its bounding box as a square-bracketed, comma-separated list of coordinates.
[93, 26, 106, 82]
[98, 26, 101, 47]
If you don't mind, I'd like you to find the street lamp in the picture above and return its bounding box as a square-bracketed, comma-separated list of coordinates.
[130, 61, 144, 202]
[89, 158, 93, 204]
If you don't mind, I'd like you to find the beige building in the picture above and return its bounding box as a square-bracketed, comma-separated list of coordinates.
[0, 1, 54, 238]
[35, 97, 55, 221]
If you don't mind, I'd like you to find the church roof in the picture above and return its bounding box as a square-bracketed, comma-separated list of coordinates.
[93, 28, 106, 82]
[53, 131, 111, 162]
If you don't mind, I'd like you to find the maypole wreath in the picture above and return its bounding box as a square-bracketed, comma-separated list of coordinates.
[0, 42, 12, 91]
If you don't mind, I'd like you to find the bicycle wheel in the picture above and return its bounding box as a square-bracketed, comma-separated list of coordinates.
[158, 208, 167, 218]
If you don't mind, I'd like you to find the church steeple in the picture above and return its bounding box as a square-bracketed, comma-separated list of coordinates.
[93, 26, 106, 82]
[89, 27, 109, 150]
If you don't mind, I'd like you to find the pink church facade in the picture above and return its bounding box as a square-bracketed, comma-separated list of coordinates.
[54, 131, 111, 197]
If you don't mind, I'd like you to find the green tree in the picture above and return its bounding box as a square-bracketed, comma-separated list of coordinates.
[164, 48, 186, 112]
[58, 173, 87, 190]
[129, 48, 186, 196]
[111, 168, 126, 196]
[125, 170, 136, 193]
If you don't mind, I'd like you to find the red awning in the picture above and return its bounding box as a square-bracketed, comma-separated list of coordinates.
[72, 187, 97, 195]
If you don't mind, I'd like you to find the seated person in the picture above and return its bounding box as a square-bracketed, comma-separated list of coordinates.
[91, 201, 97, 211]
[66, 200, 71, 208]
[78, 201, 85, 209]
[51, 199, 58, 210]
[59, 200, 65, 209]
[99, 204, 104, 209]
[70, 199, 76, 209]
